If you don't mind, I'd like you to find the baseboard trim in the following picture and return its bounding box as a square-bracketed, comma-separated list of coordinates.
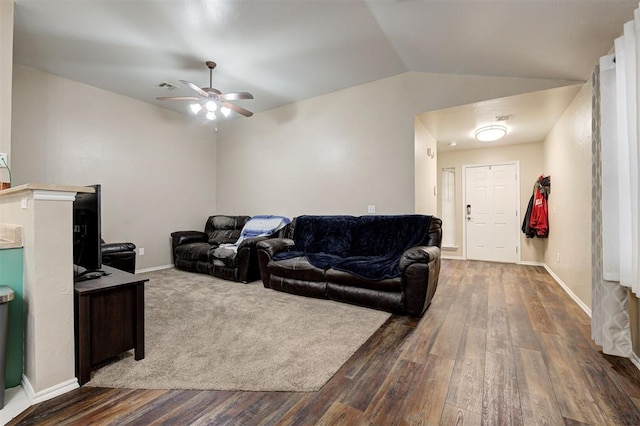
[21, 375, 79, 404]
[442, 255, 465, 260]
[543, 263, 592, 318]
[517, 261, 544, 266]
[136, 264, 173, 274]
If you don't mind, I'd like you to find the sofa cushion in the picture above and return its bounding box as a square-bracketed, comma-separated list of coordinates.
[268, 256, 325, 281]
[326, 283, 404, 313]
[175, 258, 210, 274]
[293, 215, 357, 256]
[174, 242, 213, 262]
[212, 256, 237, 268]
[325, 267, 402, 291]
[269, 275, 328, 299]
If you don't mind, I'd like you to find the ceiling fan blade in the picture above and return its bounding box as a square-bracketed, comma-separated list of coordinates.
[156, 96, 200, 101]
[179, 80, 210, 98]
[218, 92, 254, 101]
[222, 101, 253, 117]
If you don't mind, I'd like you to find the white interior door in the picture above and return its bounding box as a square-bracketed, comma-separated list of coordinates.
[465, 163, 519, 263]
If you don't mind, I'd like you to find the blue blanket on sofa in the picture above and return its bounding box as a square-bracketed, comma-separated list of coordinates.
[273, 215, 433, 280]
[214, 215, 291, 259]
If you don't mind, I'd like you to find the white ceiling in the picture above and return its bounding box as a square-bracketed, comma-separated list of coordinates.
[12, 0, 636, 127]
[419, 84, 584, 152]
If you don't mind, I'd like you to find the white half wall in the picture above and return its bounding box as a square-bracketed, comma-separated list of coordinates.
[11, 65, 218, 269]
[216, 71, 577, 218]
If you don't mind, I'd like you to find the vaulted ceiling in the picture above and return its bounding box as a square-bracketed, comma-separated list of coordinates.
[11, 0, 637, 146]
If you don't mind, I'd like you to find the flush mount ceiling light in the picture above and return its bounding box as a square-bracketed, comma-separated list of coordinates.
[474, 124, 507, 142]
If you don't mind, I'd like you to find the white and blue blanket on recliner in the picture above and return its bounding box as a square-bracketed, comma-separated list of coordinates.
[213, 215, 291, 259]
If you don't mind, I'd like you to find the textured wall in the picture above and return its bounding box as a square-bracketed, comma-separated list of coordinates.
[543, 82, 593, 308]
[11, 65, 218, 270]
[216, 72, 572, 218]
[414, 118, 438, 215]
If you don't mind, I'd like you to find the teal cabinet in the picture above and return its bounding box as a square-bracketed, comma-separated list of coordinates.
[0, 248, 23, 388]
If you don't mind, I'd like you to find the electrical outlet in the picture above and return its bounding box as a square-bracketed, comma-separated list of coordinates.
[367, 205, 376, 214]
[139, 247, 145, 256]
[0, 153, 7, 168]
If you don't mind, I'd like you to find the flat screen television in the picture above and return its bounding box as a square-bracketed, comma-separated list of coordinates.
[73, 184, 109, 281]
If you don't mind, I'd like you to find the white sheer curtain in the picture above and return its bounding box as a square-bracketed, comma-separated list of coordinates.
[602, 11, 640, 296]
[595, 3, 640, 356]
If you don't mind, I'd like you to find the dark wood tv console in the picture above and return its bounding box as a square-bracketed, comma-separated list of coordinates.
[74, 265, 148, 386]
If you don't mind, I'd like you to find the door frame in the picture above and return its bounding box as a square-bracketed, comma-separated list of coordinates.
[461, 161, 521, 263]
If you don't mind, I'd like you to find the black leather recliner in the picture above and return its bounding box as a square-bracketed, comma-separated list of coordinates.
[257, 215, 442, 317]
[171, 215, 288, 283]
[101, 240, 136, 273]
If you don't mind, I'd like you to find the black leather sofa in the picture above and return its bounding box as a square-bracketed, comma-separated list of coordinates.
[101, 241, 136, 273]
[171, 215, 289, 283]
[257, 215, 442, 317]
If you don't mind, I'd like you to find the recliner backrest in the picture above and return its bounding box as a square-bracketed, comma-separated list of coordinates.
[204, 215, 251, 245]
[291, 215, 442, 256]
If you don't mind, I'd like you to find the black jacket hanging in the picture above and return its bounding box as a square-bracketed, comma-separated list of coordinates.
[522, 194, 536, 238]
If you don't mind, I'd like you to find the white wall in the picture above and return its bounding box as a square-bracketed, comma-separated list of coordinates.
[216, 71, 575, 218]
[0, 0, 13, 183]
[414, 118, 437, 214]
[8, 64, 582, 269]
[11, 65, 218, 270]
[437, 142, 546, 264]
[543, 82, 593, 308]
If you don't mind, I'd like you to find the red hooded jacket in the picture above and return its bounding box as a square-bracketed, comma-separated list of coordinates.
[529, 185, 548, 237]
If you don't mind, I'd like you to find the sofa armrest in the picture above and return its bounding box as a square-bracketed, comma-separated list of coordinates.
[256, 238, 295, 257]
[256, 238, 295, 287]
[170, 231, 208, 247]
[400, 245, 441, 317]
[234, 236, 276, 283]
[170, 231, 208, 266]
[237, 235, 271, 250]
[398, 246, 440, 271]
[101, 242, 136, 255]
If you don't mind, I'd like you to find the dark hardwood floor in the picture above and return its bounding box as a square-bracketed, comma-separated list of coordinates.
[10, 260, 640, 425]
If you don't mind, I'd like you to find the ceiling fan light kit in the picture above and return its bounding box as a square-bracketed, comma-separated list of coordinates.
[474, 124, 507, 142]
[157, 60, 254, 120]
[205, 101, 217, 112]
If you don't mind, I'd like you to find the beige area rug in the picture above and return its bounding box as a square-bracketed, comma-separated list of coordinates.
[86, 268, 390, 392]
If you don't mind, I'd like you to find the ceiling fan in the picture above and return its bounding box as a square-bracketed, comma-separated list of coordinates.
[157, 61, 254, 119]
